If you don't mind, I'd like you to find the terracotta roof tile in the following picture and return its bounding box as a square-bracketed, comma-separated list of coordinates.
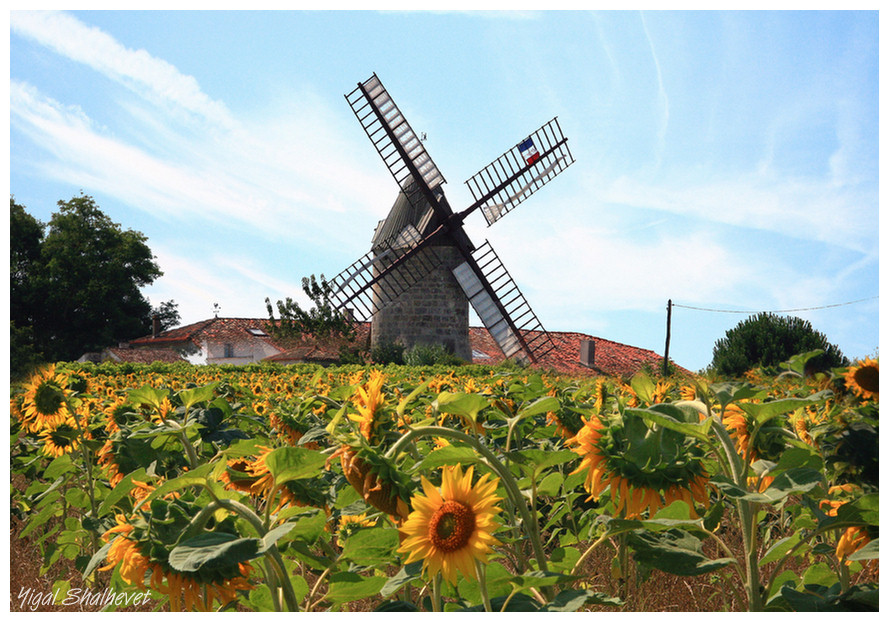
[105, 348, 186, 364]
[130, 317, 681, 377]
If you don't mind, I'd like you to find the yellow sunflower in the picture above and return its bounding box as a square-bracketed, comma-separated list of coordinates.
[349, 369, 387, 441]
[844, 357, 878, 401]
[720, 403, 754, 461]
[567, 414, 710, 519]
[100, 514, 254, 611]
[336, 512, 374, 547]
[21, 365, 71, 433]
[398, 464, 501, 586]
[39, 418, 82, 458]
[836, 526, 872, 565]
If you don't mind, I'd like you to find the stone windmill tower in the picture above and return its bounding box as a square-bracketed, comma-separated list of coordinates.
[328, 74, 574, 363]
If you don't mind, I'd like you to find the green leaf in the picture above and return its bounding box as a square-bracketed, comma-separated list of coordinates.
[325, 571, 388, 604]
[264, 447, 328, 486]
[258, 522, 296, 554]
[340, 527, 399, 566]
[625, 404, 712, 442]
[98, 468, 148, 515]
[540, 589, 623, 611]
[127, 385, 169, 410]
[630, 372, 656, 403]
[434, 391, 490, 422]
[738, 392, 831, 426]
[380, 561, 423, 598]
[415, 445, 479, 471]
[628, 528, 734, 576]
[178, 382, 219, 411]
[168, 532, 259, 573]
[847, 538, 878, 561]
[134, 462, 214, 510]
[62, 487, 89, 510]
[514, 396, 561, 423]
[761, 467, 823, 503]
[44, 454, 75, 480]
[508, 448, 576, 479]
[458, 561, 514, 601]
[81, 539, 113, 581]
[760, 532, 803, 566]
[509, 569, 579, 590]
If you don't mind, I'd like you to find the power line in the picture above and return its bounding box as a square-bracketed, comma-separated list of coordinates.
[671, 296, 878, 315]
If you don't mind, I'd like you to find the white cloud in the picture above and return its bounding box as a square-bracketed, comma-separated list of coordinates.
[11, 10, 234, 129]
[592, 168, 876, 254]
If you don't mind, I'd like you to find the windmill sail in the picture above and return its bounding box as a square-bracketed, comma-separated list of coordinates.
[346, 74, 450, 226]
[464, 118, 574, 226]
[451, 241, 556, 363]
[327, 224, 443, 323]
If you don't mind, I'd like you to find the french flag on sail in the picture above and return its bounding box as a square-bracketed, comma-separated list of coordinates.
[518, 137, 540, 165]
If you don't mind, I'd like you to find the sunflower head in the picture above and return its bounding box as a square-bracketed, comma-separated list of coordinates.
[22, 365, 71, 432]
[844, 357, 878, 401]
[100, 501, 255, 611]
[398, 464, 502, 585]
[569, 410, 711, 519]
[349, 370, 391, 443]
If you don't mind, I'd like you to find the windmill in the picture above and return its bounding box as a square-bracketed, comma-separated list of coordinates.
[327, 74, 574, 364]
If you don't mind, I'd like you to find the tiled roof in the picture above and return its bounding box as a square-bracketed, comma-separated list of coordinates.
[129, 317, 283, 351]
[263, 345, 341, 364]
[466, 327, 682, 377]
[105, 348, 186, 364]
[130, 317, 681, 377]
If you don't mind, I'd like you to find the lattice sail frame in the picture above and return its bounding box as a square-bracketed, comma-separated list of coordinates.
[465, 118, 574, 226]
[452, 242, 556, 362]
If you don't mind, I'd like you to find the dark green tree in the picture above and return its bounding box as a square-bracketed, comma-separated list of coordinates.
[150, 299, 182, 332]
[709, 312, 848, 377]
[265, 275, 355, 346]
[10, 194, 164, 363]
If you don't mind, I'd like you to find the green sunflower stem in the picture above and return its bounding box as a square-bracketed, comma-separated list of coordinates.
[431, 573, 442, 612]
[475, 559, 493, 612]
[385, 426, 550, 575]
[204, 496, 300, 612]
[710, 419, 762, 611]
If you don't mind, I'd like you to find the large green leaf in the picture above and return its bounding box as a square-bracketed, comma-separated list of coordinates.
[264, 447, 328, 486]
[98, 468, 148, 515]
[539, 589, 623, 611]
[126, 384, 170, 410]
[380, 561, 423, 598]
[325, 571, 388, 605]
[433, 391, 490, 423]
[625, 404, 712, 443]
[415, 445, 479, 471]
[628, 528, 734, 576]
[168, 531, 259, 573]
[738, 392, 832, 426]
[177, 382, 219, 411]
[340, 527, 399, 566]
[514, 396, 561, 423]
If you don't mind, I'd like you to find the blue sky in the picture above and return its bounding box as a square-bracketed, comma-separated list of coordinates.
[8, 9, 880, 372]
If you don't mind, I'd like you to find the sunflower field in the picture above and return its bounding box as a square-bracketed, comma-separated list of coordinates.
[9, 353, 879, 612]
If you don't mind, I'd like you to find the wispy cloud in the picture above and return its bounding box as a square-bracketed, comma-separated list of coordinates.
[10, 11, 392, 250]
[11, 10, 234, 129]
[592, 168, 876, 255]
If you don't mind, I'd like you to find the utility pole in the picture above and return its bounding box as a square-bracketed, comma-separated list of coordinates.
[663, 299, 672, 376]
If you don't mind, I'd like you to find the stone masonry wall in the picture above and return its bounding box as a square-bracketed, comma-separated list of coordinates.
[371, 243, 471, 361]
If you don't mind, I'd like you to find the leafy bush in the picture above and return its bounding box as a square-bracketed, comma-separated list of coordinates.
[403, 343, 465, 367]
[710, 313, 848, 376]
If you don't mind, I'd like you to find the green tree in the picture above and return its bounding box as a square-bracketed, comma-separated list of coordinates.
[150, 299, 182, 332]
[10, 194, 164, 363]
[265, 275, 355, 345]
[709, 312, 848, 376]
